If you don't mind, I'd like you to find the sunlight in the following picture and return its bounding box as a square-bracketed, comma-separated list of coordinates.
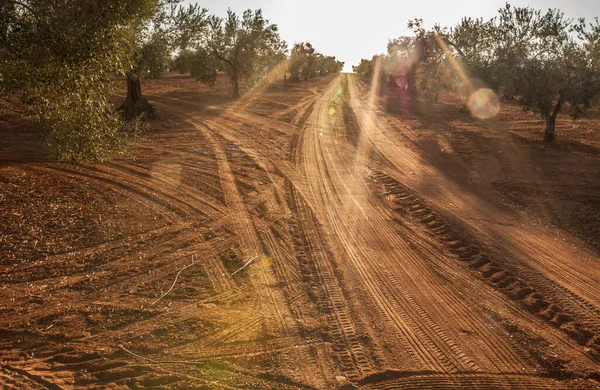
[366, 56, 382, 111]
[434, 34, 500, 120]
[434, 34, 473, 92]
[350, 55, 382, 178]
[336, 56, 385, 227]
[468, 88, 500, 119]
[225, 57, 291, 111]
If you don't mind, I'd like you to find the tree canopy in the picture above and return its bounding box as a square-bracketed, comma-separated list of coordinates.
[0, 3, 287, 159]
[6, 1, 600, 162]
[354, 3, 600, 142]
[0, 0, 157, 161]
[193, 9, 287, 98]
[119, 1, 210, 119]
[289, 42, 343, 81]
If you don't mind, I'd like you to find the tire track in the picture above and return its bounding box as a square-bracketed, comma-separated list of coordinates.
[360, 372, 598, 390]
[203, 255, 236, 293]
[371, 170, 600, 360]
[189, 118, 296, 339]
[295, 76, 503, 375]
[30, 164, 191, 222]
[286, 181, 376, 382]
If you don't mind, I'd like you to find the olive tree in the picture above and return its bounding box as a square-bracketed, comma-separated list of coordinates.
[202, 9, 287, 98]
[0, 0, 156, 161]
[353, 56, 382, 81]
[451, 17, 497, 95]
[487, 5, 600, 142]
[289, 43, 307, 80]
[386, 19, 456, 101]
[289, 43, 342, 80]
[288, 42, 315, 80]
[324, 56, 345, 74]
[171, 49, 195, 74]
[385, 36, 416, 90]
[315, 54, 343, 76]
[301, 42, 317, 80]
[120, 1, 208, 119]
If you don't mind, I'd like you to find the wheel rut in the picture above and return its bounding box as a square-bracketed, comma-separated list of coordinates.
[286, 180, 376, 382]
[370, 170, 600, 360]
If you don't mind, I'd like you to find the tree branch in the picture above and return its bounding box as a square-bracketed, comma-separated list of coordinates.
[5, 0, 37, 17]
[442, 37, 467, 59]
[552, 96, 563, 118]
[152, 256, 196, 306]
[213, 50, 233, 66]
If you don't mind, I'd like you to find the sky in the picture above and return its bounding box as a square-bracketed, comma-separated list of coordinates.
[185, 0, 600, 72]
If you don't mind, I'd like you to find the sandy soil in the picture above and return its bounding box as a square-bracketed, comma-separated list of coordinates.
[0, 73, 599, 389]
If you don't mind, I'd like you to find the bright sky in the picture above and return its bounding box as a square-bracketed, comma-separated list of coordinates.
[186, 0, 600, 72]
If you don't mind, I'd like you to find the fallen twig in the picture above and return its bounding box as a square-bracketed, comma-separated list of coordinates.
[118, 345, 204, 366]
[152, 255, 196, 306]
[231, 256, 258, 276]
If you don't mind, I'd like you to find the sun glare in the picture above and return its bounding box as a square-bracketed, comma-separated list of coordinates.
[468, 88, 501, 119]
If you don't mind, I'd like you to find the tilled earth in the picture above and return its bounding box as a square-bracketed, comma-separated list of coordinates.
[1, 73, 600, 389]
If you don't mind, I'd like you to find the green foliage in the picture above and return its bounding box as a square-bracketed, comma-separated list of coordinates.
[353, 56, 385, 81]
[445, 5, 600, 140]
[479, 4, 600, 140]
[289, 42, 311, 80]
[140, 33, 172, 79]
[356, 3, 600, 141]
[131, 2, 209, 80]
[39, 68, 142, 161]
[414, 60, 446, 102]
[289, 43, 343, 80]
[172, 49, 194, 74]
[0, 0, 155, 161]
[365, 19, 456, 99]
[190, 47, 220, 86]
[169, 3, 210, 51]
[203, 8, 287, 97]
[321, 55, 345, 75]
[301, 42, 316, 80]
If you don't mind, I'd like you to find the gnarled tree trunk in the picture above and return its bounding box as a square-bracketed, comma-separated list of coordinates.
[231, 70, 240, 99]
[544, 115, 556, 143]
[119, 73, 155, 120]
[544, 100, 562, 143]
[126, 75, 142, 102]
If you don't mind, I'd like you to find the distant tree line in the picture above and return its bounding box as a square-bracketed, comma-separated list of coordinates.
[287, 42, 345, 81]
[0, 1, 342, 161]
[354, 4, 600, 142]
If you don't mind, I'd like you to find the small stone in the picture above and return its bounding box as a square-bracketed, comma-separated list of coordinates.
[335, 376, 349, 386]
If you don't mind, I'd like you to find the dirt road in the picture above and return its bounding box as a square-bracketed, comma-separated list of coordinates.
[1, 74, 599, 389]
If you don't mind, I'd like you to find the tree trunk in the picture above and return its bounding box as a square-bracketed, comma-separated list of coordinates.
[0, 1, 14, 44]
[126, 75, 142, 103]
[544, 115, 556, 143]
[231, 70, 240, 99]
[119, 73, 155, 120]
[544, 100, 562, 143]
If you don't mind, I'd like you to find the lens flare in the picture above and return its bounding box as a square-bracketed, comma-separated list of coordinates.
[468, 89, 500, 119]
[261, 255, 273, 268]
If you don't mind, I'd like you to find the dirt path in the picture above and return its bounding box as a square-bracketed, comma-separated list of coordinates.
[346, 74, 600, 354]
[1, 74, 599, 389]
